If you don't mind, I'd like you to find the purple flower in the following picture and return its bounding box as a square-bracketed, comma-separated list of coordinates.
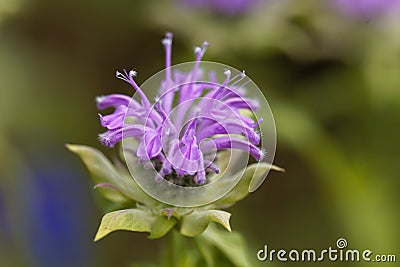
[182, 0, 261, 15]
[333, 0, 400, 18]
[97, 33, 263, 185]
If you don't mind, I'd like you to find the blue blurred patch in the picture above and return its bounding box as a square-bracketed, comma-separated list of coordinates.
[22, 148, 94, 267]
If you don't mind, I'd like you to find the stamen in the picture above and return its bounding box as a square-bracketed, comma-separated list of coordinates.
[208, 69, 232, 100]
[162, 32, 173, 89]
[194, 41, 209, 61]
[224, 69, 231, 78]
[116, 69, 154, 110]
[194, 46, 202, 55]
[162, 32, 173, 46]
[236, 79, 251, 90]
[226, 72, 243, 85]
[229, 70, 246, 87]
[116, 69, 136, 84]
[129, 70, 137, 79]
[95, 96, 105, 103]
[200, 41, 209, 57]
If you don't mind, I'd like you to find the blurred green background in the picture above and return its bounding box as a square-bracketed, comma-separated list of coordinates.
[1, 0, 399, 266]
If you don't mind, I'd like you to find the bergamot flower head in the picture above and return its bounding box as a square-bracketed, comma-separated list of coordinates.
[67, 33, 281, 244]
[98, 32, 265, 188]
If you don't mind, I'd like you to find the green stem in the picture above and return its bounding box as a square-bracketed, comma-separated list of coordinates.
[162, 230, 182, 267]
[167, 230, 176, 267]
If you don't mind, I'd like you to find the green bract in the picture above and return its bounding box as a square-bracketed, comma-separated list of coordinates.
[66, 144, 282, 241]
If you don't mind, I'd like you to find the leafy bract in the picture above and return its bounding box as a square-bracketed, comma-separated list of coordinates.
[180, 209, 231, 237]
[212, 162, 283, 208]
[66, 144, 159, 207]
[94, 209, 154, 241]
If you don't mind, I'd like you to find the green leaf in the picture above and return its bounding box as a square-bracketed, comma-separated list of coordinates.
[94, 208, 154, 241]
[180, 210, 231, 237]
[197, 224, 250, 267]
[148, 216, 177, 239]
[66, 144, 159, 207]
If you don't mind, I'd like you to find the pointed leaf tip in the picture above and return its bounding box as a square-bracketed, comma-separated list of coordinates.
[94, 209, 154, 241]
[65, 143, 78, 152]
[248, 163, 284, 192]
[180, 210, 231, 237]
[271, 164, 285, 173]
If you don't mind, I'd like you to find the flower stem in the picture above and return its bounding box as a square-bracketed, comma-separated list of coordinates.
[166, 230, 176, 267]
[162, 230, 183, 267]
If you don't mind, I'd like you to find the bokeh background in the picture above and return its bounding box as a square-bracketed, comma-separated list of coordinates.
[1, 0, 399, 266]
